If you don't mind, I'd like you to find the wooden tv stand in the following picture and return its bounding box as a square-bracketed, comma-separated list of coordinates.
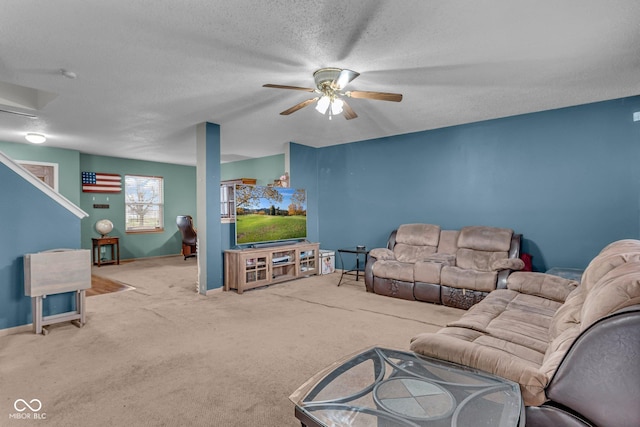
[224, 242, 319, 294]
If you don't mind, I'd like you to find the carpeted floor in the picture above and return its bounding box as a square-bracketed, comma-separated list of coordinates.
[0, 256, 464, 426]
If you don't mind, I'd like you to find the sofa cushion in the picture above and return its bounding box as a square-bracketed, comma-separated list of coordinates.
[436, 229, 459, 254]
[393, 224, 440, 263]
[414, 260, 444, 283]
[598, 239, 640, 256]
[457, 226, 513, 252]
[580, 241, 640, 291]
[548, 286, 584, 340]
[394, 243, 437, 263]
[447, 289, 560, 354]
[371, 260, 414, 282]
[580, 261, 640, 331]
[410, 329, 549, 406]
[440, 266, 498, 292]
[507, 272, 578, 303]
[395, 223, 441, 246]
[540, 324, 581, 381]
[412, 288, 563, 406]
[456, 248, 508, 271]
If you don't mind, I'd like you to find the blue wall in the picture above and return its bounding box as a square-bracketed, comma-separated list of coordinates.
[290, 143, 320, 243]
[205, 123, 223, 290]
[0, 164, 82, 330]
[293, 96, 640, 272]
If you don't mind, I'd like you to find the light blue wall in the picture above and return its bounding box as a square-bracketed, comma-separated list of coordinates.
[221, 154, 285, 186]
[79, 154, 196, 259]
[292, 96, 640, 272]
[0, 163, 82, 330]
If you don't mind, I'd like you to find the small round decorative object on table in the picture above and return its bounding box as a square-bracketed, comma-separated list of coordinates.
[95, 219, 114, 237]
[373, 377, 455, 421]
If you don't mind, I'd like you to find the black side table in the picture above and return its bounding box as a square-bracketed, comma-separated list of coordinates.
[337, 247, 369, 286]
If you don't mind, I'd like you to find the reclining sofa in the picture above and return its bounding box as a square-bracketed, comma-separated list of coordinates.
[410, 239, 640, 427]
[364, 224, 523, 309]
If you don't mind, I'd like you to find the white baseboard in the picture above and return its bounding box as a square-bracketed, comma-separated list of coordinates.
[0, 324, 33, 337]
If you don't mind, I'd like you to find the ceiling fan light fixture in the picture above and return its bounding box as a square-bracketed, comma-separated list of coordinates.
[313, 68, 341, 89]
[331, 98, 344, 115]
[264, 67, 401, 120]
[25, 133, 46, 144]
[315, 95, 331, 114]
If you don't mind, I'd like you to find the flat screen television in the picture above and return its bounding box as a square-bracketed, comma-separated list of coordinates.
[235, 184, 307, 246]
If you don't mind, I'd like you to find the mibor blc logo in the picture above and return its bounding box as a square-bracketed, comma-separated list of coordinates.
[9, 399, 46, 420]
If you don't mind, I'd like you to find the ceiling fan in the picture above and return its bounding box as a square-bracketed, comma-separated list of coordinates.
[263, 67, 402, 120]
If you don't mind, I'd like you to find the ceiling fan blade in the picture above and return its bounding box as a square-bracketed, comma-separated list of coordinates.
[333, 69, 360, 90]
[342, 100, 358, 120]
[280, 97, 319, 115]
[263, 84, 316, 92]
[0, 108, 38, 119]
[346, 90, 403, 102]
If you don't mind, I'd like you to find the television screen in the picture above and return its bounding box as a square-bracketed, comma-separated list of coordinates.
[235, 184, 307, 246]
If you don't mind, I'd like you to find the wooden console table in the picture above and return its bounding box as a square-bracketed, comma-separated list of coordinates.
[92, 237, 120, 266]
[224, 242, 319, 293]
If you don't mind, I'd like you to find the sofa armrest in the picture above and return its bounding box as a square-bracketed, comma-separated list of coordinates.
[507, 272, 578, 303]
[491, 258, 525, 271]
[369, 248, 395, 260]
[546, 307, 640, 427]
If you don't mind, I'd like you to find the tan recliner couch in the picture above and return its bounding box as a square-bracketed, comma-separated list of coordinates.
[410, 239, 640, 427]
[364, 224, 523, 309]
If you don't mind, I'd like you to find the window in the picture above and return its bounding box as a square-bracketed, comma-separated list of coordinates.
[221, 184, 235, 223]
[125, 175, 164, 232]
[220, 178, 256, 223]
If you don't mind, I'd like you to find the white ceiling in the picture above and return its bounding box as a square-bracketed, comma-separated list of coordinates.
[1, 1, 639, 166]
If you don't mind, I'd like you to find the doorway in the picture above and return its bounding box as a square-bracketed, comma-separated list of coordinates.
[18, 161, 58, 191]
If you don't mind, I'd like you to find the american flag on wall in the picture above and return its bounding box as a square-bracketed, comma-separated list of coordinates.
[81, 172, 122, 193]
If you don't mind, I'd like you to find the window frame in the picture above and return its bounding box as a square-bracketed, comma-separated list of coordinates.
[220, 178, 256, 224]
[124, 174, 165, 233]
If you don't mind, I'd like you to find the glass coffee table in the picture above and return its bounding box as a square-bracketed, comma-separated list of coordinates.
[290, 347, 524, 427]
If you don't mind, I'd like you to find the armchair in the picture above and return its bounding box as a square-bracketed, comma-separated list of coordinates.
[176, 215, 197, 260]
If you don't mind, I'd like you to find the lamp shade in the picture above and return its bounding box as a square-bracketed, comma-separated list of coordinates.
[315, 96, 330, 114]
[331, 98, 344, 115]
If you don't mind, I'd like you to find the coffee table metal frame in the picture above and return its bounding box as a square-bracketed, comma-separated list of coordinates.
[290, 346, 524, 427]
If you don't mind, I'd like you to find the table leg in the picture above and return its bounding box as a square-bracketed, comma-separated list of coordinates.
[32, 296, 43, 334]
[78, 290, 86, 326]
[337, 251, 345, 287]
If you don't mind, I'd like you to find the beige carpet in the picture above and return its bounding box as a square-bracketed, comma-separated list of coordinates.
[0, 256, 464, 426]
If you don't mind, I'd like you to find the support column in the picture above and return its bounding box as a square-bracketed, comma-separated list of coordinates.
[196, 122, 222, 294]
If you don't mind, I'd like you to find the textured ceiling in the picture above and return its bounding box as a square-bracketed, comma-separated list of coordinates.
[1, 1, 639, 166]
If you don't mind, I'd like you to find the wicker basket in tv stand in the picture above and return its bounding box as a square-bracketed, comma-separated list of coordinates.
[224, 242, 320, 294]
